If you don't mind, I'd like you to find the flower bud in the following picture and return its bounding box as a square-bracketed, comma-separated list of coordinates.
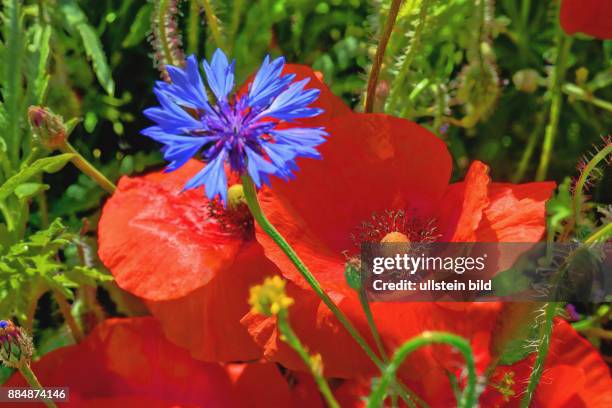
[248, 276, 294, 317]
[227, 184, 247, 209]
[0, 320, 33, 368]
[512, 69, 540, 93]
[28, 106, 67, 150]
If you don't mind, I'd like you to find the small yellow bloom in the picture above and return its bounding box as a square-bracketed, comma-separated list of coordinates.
[248, 276, 294, 317]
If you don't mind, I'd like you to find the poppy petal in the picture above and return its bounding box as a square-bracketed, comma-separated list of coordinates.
[98, 160, 244, 301]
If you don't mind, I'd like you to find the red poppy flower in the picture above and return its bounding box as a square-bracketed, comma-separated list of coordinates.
[559, 0, 612, 39]
[334, 320, 612, 407]
[244, 109, 556, 378]
[97, 64, 348, 363]
[6, 317, 324, 408]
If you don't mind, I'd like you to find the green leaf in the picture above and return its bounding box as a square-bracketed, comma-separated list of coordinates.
[26, 24, 52, 104]
[14, 182, 49, 201]
[0, 154, 75, 201]
[59, 0, 115, 95]
[122, 4, 153, 48]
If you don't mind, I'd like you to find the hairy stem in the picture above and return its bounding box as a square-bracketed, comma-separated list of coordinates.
[387, 0, 431, 113]
[364, 0, 403, 113]
[199, 0, 224, 50]
[54, 291, 84, 343]
[19, 364, 58, 408]
[513, 109, 547, 183]
[367, 332, 477, 408]
[520, 302, 557, 408]
[277, 313, 339, 408]
[58, 142, 116, 194]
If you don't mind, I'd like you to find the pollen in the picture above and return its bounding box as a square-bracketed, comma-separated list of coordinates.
[380, 231, 410, 243]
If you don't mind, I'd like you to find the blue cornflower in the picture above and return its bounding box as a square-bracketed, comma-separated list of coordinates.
[142, 49, 327, 204]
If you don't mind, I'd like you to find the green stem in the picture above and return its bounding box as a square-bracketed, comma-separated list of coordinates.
[187, 0, 201, 55]
[520, 303, 557, 408]
[562, 83, 612, 112]
[277, 313, 340, 408]
[240, 175, 418, 406]
[59, 142, 116, 194]
[358, 290, 388, 362]
[585, 222, 612, 244]
[18, 364, 58, 408]
[367, 332, 477, 408]
[199, 0, 224, 50]
[54, 291, 84, 343]
[364, 0, 403, 113]
[512, 109, 547, 183]
[535, 30, 573, 181]
[573, 144, 612, 227]
[387, 0, 431, 113]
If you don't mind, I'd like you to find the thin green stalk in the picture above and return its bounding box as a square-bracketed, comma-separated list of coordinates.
[563, 83, 612, 113]
[59, 142, 116, 194]
[187, 0, 201, 55]
[573, 143, 612, 226]
[18, 364, 58, 408]
[520, 302, 557, 408]
[387, 0, 431, 113]
[367, 332, 477, 408]
[585, 222, 612, 244]
[513, 109, 547, 182]
[277, 313, 340, 408]
[241, 175, 418, 407]
[199, 0, 225, 50]
[364, 0, 403, 113]
[359, 290, 388, 362]
[54, 291, 84, 343]
[535, 32, 573, 181]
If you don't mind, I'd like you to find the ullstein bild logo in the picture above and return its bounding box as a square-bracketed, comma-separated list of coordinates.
[360, 242, 611, 302]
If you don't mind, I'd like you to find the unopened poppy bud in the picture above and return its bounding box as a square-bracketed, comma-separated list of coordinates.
[28, 106, 67, 150]
[248, 276, 294, 317]
[512, 69, 540, 93]
[0, 320, 33, 369]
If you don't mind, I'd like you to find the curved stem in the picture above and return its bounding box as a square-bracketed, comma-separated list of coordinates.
[240, 175, 419, 406]
[277, 313, 339, 408]
[364, 0, 403, 113]
[18, 364, 58, 408]
[367, 332, 477, 408]
[520, 302, 557, 408]
[573, 144, 612, 227]
[59, 142, 116, 194]
[241, 176, 381, 365]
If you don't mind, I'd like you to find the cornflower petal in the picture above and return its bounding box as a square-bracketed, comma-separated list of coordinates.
[202, 49, 236, 101]
[158, 55, 210, 110]
[248, 55, 295, 108]
[256, 78, 323, 121]
[185, 151, 228, 203]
